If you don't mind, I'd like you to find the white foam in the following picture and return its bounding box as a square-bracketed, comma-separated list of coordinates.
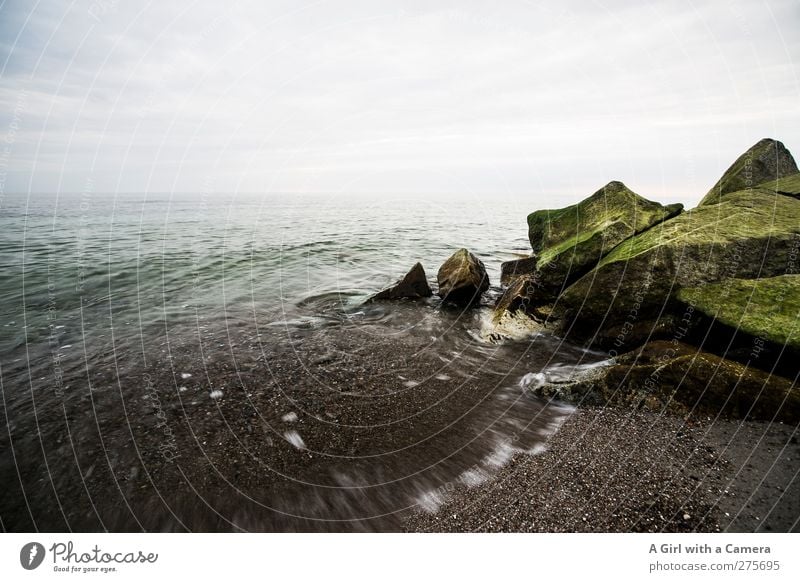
[484, 440, 517, 469]
[416, 490, 445, 513]
[528, 443, 548, 456]
[519, 372, 547, 390]
[209, 390, 223, 399]
[181, 373, 192, 379]
[282, 412, 298, 422]
[403, 380, 420, 388]
[459, 467, 490, 487]
[284, 430, 306, 450]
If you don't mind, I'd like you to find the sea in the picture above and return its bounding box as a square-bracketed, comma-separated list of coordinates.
[0, 192, 603, 531]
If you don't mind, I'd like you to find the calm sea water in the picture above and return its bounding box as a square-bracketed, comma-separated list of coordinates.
[0, 192, 597, 531]
[0, 191, 533, 346]
[0, 192, 545, 389]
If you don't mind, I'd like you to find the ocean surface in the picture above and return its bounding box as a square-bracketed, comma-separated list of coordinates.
[0, 192, 602, 531]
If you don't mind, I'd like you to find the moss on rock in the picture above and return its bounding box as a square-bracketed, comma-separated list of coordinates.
[759, 172, 800, 199]
[526, 181, 682, 294]
[677, 275, 800, 350]
[699, 138, 798, 206]
[526, 341, 800, 422]
[555, 188, 800, 349]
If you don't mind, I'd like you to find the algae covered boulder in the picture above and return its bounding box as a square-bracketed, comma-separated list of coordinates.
[699, 138, 798, 206]
[437, 248, 489, 306]
[676, 275, 800, 354]
[526, 181, 682, 294]
[759, 172, 800, 200]
[369, 262, 433, 301]
[554, 188, 800, 350]
[526, 341, 800, 422]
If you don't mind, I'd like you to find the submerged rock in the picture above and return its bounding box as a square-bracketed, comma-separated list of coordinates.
[526, 181, 682, 295]
[437, 248, 489, 305]
[699, 138, 799, 206]
[369, 262, 433, 301]
[525, 341, 800, 422]
[554, 187, 800, 350]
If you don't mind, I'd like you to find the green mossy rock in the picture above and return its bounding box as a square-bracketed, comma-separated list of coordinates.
[759, 172, 800, 200]
[698, 138, 798, 206]
[527, 341, 800, 422]
[555, 188, 800, 349]
[677, 275, 800, 350]
[526, 181, 682, 294]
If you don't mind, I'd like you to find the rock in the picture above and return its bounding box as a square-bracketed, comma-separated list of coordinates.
[487, 276, 551, 340]
[526, 181, 683, 295]
[493, 276, 551, 324]
[369, 262, 433, 301]
[673, 275, 800, 376]
[759, 172, 800, 200]
[500, 256, 537, 285]
[699, 138, 799, 206]
[554, 187, 800, 350]
[437, 248, 489, 305]
[525, 341, 800, 422]
[676, 275, 800, 351]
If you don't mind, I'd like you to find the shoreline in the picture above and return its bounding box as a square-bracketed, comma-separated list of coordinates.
[405, 407, 800, 533]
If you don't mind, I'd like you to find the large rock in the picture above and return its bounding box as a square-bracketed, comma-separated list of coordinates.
[526, 181, 682, 295]
[677, 275, 800, 352]
[369, 262, 432, 301]
[437, 248, 489, 305]
[698, 138, 798, 206]
[673, 275, 800, 375]
[525, 341, 800, 422]
[554, 187, 800, 351]
[759, 172, 800, 200]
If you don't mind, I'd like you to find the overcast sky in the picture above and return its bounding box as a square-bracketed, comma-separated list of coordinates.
[0, 0, 798, 206]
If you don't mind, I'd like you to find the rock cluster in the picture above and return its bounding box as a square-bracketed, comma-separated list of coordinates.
[497, 137, 800, 421]
[369, 249, 490, 307]
[371, 137, 800, 421]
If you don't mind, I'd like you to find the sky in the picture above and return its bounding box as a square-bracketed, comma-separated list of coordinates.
[0, 0, 798, 207]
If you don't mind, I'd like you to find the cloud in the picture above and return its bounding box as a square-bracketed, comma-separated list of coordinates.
[0, 0, 798, 206]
